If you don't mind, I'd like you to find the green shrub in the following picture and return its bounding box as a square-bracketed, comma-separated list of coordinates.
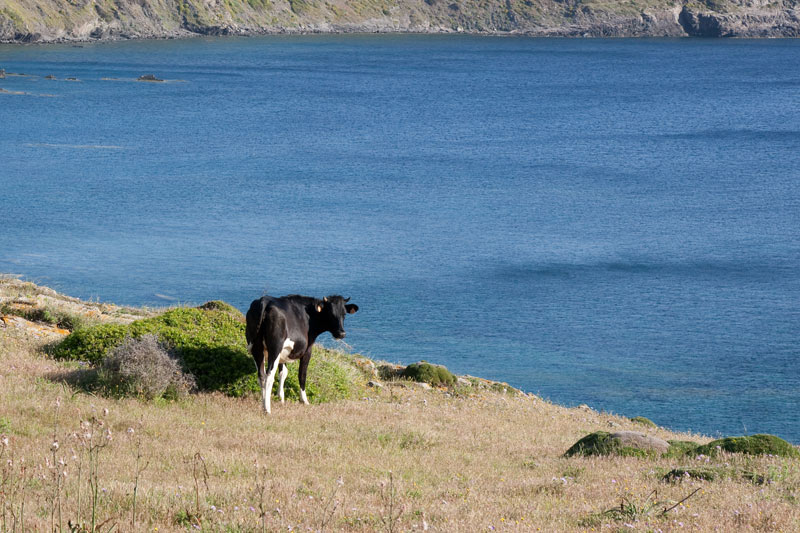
[281, 347, 370, 403]
[52, 305, 370, 403]
[196, 300, 244, 318]
[695, 434, 800, 458]
[54, 307, 252, 393]
[54, 322, 130, 364]
[401, 361, 457, 387]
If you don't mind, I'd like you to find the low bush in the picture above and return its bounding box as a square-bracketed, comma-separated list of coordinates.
[99, 334, 195, 400]
[53, 305, 251, 393]
[694, 434, 800, 458]
[401, 361, 456, 387]
[53, 303, 371, 403]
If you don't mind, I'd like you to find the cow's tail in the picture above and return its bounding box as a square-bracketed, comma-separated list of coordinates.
[246, 299, 269, 357]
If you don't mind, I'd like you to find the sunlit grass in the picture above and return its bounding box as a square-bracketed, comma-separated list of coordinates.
[2, 278, 800, 531]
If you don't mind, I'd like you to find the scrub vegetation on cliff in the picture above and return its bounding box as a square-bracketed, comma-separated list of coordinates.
[1, 0, 798, 42]
[1, 276, 800, 531]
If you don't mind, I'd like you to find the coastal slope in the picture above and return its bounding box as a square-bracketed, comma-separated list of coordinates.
[2, 276, 800, 532]
[1, 0, 799, 42]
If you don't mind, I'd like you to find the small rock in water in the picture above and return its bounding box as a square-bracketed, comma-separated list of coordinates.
[137, 74, 164, 82]
[45, 74, 56, 80]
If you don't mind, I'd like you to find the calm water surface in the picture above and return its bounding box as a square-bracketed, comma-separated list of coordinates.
[2, 36, 799, 441]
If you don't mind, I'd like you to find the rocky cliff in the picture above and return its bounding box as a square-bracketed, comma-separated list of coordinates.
[0, 0, 798, 42]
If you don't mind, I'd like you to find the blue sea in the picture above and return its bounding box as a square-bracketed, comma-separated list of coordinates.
[1, 36, 798, 442]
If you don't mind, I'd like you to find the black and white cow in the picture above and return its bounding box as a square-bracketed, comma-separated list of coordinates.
[245, 294, 358, 413]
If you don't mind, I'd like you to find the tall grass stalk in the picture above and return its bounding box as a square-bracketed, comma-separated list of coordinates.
[252, 462, 270, 533]
[380, 471, 403, 533]
[49, 398, 64, 533]
[128, 428, 149, 529]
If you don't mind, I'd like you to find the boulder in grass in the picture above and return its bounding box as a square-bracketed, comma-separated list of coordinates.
[565, 431, 669, 458]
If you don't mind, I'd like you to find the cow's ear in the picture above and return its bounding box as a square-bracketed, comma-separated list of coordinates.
[346, 304, 359, 314]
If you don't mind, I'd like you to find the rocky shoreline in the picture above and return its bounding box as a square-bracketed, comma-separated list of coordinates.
[1, 0, 798, 44]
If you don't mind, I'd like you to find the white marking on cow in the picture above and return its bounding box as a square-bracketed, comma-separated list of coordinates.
[246, 342, 253, 354]
[278, 364, 288, 403]
[278, 338, 295, 363]
[300, 388, 309, 405]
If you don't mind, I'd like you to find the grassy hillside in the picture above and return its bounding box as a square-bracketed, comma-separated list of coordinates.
[1, 276, 800, 531]
[1, 0, 799, 42]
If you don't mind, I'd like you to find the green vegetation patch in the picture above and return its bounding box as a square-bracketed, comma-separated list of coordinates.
[0, 7, 25, 29]
[277, 346, 370, 404]
[663, 440, 701, 458]
[662, 467, 724, 482]
[196, 300, 244, 317]
[52, 303, 370, 403]
[630, 416, 657, 428]
[695, 434, 800, 458]
[401, 361, 457, 387]
[0, 302, 91, 331]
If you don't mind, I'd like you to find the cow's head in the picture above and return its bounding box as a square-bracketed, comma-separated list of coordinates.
[315, 295, 358, 339]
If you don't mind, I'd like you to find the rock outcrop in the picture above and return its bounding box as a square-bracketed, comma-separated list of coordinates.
[0, 0, 798, 43]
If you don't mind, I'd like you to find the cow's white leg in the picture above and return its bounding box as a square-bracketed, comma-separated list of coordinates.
[263, 361, 279, 414]
[265, 339, 295, 412]
[300, 388, 309, 405]
[259, 373, 268, 412]
[278, 364, 288, 403]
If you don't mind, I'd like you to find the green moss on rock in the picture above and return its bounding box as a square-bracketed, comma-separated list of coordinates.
[565, 431, 670, 458]
[564, 431, 655, 458]
[695, 434, 800, 458]
[401, 361, 457, 387]
[564, 431, 618, 457]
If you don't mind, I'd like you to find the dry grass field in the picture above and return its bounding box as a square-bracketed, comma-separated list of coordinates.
[1, 277, 799, 532]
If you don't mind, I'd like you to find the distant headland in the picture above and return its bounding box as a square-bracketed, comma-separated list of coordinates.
[1, 0, 799, 43]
